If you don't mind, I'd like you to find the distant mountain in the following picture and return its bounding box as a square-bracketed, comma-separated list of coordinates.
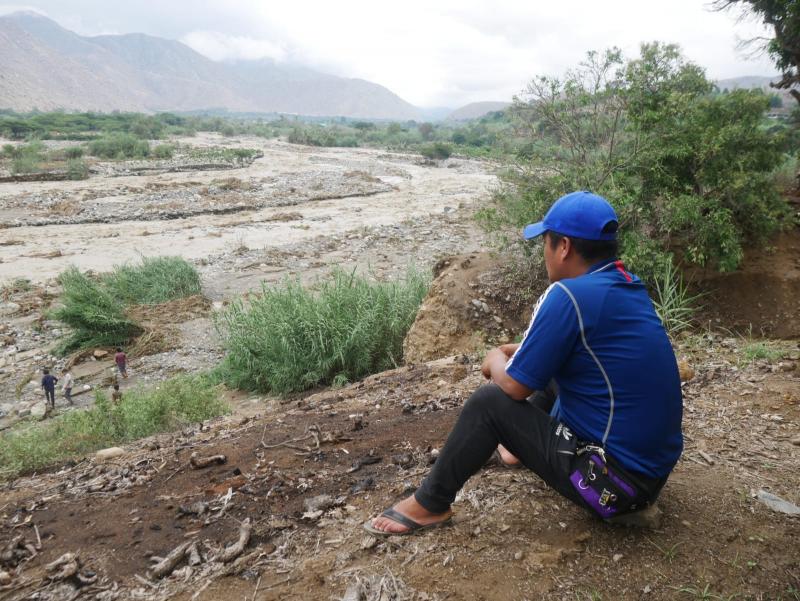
[714, 76, 781, 91]
[0, 11, 421, 119]
[446, 101, 510, 121]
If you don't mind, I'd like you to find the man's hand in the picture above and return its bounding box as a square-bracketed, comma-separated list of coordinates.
[481, 346, 533, 401]
[498, 343, 520, 358]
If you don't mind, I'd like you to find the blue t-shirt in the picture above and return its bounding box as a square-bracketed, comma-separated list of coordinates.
[41, 374, 58, 390]
[505, 260, 683, 478]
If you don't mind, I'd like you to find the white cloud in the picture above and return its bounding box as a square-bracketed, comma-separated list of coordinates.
[3, 0, 783, 107]
[181, 31, 287, 62]
[0, 4, 46, 16]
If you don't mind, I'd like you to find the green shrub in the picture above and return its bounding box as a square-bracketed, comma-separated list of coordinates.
[66, 157, 89, 180]
[152, 144, 175, 159]
[7, 140, 45, 173]
[420, 142, 453, 160]
[88, 133, 150, 159]
[102, 256, 201, 305]
[51, 267, 143, 354]
[0, 375, 227, 478]
[64, 146, 84, 159]
[215, 267, 430, 395]
[52, 258, 200, 354]
[484, 43, 791, 283]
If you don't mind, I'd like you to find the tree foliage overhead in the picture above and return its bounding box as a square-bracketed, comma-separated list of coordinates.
[479, 43, 792, 281]
[715, 0, 800, 104]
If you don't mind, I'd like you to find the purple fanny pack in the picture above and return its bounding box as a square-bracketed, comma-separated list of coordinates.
[569, 448, 642, 518]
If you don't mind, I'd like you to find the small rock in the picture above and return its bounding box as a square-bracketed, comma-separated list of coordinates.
[791, 436, 800, 447]
[777, 361, 795, 372]
[93, 349, 108, 359]
[678, 360, 695, 382]
[360, 536, 378, 550]
[0, 570, 11, 585]
[96, 447, 126, 461]
[513, 551, 524, 560]
[612, 553, 623, 562]
[756, 490, 800, 516]
[0, 302, 20, 316]
[643, 584, 652, 594]
[303, 494, 334, 513]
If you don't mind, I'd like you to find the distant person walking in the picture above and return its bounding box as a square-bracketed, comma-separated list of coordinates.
[41, 368, 58, 416]
[115, 348, 128, 378]
[111, 384, 122, 404]
[61, 368, 74, 405]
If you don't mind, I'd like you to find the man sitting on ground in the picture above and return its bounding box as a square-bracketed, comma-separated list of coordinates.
[365, 191, 683, 535]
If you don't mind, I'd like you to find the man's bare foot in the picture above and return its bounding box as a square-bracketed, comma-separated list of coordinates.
[497, 444, 521, 467]
[369, 495, 452, 534]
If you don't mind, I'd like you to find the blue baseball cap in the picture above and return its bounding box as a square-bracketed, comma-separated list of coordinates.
[523, 191, 618, 241]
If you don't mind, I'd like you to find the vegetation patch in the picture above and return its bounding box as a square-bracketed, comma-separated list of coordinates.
[52, 257, 201, 354]
[102, 256, 202, 306]
[186, 146, 262, 164]
[88, 133, 150, 159]
[478, 43, 796, 284]
[0, 375, 227, 479]
[215, 267, 430, 395]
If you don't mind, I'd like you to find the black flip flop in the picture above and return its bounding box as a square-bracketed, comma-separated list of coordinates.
[363, 507, 452, 537]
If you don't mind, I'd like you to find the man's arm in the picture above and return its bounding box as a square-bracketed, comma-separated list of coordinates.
[481, 347, 533, 401]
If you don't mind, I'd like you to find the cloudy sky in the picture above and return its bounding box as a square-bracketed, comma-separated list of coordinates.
[0, 0, 779, 107]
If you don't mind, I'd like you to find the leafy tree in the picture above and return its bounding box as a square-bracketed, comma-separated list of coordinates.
[714, 0, 800, 104]
[417, 122, 434, 140]
[481, 43, 790, 281]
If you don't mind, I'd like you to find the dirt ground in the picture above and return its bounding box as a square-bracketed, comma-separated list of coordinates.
[1, 138, 799, 600]
[0, 337, 798, 601]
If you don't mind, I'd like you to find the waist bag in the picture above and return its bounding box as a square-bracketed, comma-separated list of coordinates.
[569, 445, 651, 519]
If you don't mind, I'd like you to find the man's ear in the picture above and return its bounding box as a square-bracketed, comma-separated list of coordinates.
[559, 235, 572, 260]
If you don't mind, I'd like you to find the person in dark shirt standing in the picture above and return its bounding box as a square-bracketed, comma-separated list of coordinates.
[115, 347, 128, 378]
[41, 367, 58, 416]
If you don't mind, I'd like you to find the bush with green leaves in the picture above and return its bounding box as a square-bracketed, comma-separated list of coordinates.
[64, 146, 84, 159]
[52, 257, 201, 353]
[215, 267, 430, 395]
[480, 43, 792, 283]
[51, 267, 143, 354]
[420, 142, 453, 160]
[88, 133, 150, 159]
[0, 375, 227, 478]
[66, 157, 89, 180]
[152, 144, 175, 159]
[2, 140, 46, 174]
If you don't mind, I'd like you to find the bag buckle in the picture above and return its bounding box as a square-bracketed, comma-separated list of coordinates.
[599, 488, 617, 507]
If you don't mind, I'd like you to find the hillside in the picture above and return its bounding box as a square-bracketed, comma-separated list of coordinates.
[447, 101, 510, 121]
[0, 11, 421, 119]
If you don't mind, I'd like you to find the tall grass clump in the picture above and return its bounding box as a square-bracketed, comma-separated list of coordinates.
[52, 267, 143, 354]
[3, 140, 46, 173]
[0, 375, 227, 478]
[216, 267, 430, 395]
[52, 257, 200, 354]
[652, 261, 703, 335]
[88, 133, 150, 159]
[103, 256, 202, 305]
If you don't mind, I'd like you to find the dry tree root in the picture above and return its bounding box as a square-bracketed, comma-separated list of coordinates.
[189, 452, 227, 469]
[46, 553, 79, 581]
[221, 518, 252, 563]
[1, 535, 38, 567]
[149, 542, 191, 579]
[186, 543, 202, 567]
